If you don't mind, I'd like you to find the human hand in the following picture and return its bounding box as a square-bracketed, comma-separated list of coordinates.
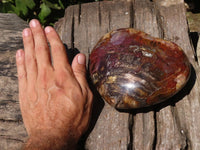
[16, 19, 93, 149]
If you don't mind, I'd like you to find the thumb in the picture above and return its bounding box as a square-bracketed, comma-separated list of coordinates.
[71, 53, 88, 88]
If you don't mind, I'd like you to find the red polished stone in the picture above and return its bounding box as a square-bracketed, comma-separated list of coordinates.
[89, 28, 190, 109]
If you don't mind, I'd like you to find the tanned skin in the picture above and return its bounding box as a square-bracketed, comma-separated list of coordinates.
[16, 19, 93, 150]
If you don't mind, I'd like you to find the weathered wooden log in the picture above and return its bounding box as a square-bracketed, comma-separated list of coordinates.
[197, 34, 200, 65]
[1, 0, 200, 149]
[55, 0, 200, 150]
[0, 13, 28, 150]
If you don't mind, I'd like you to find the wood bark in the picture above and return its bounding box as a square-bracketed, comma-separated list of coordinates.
[1, 0, 200, 149]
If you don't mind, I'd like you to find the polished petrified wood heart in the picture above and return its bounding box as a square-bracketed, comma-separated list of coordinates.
[89, 28, 190, 109]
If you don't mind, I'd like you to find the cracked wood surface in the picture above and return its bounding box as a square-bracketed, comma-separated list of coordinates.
[0, 13, 28, 149]
[55, 0, 200, 149]
[1, 0, 200, 149]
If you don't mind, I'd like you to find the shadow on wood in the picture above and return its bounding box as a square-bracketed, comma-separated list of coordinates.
[63, 44, 105, 150]
[55, 0, 200, 149]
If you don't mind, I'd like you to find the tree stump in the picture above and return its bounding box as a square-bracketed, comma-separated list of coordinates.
[1, 0, 200, 150]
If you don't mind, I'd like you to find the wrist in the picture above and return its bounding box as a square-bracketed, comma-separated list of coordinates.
[23, 131, 78, 150]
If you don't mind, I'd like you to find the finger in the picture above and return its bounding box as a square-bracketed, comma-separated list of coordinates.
[22, 28, 37, 84]
[44, 26, 71, 71]
[71, 53, 88, 89]
[29, 19, 52, 70]
[79, 89, 93, 133]
[16, 49, 27, 102]
[84, 89, 93, 118]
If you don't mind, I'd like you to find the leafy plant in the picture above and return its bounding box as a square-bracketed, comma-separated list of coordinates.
[0, 0, 102, 26]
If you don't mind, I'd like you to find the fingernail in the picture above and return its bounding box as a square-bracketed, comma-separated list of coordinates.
[23, 28, 30, 37]
[45, 26, 52, 33]
[16, 50, 23, 60]
[78, 54, 86, 65]
[30, 19, 38, 28]
[17, 50, 22, 57]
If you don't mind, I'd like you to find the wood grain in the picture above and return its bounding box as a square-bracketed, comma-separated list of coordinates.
[1, 0, 200, 149]
[59, 2, 131, 149]
[56, 0, 200, 149]
[0, 13, 28, 150]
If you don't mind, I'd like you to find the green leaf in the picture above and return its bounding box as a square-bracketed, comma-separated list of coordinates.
[38, 3, 51, 24]
[0, 2, 16, 13]
[2, 0, 14, 3]
[24, 0, 35, 10]
[14, 0, 35, 17]
[15, 0, 28, 16]
[58, 0, 65, 9]
[44, 0, 61, 10]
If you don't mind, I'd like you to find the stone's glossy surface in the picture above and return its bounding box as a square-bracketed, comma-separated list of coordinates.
[89, 28, 191, 109]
